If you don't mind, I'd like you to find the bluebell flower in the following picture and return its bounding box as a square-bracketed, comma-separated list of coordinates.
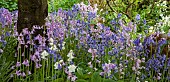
[167, 58, 170, 67]
[5, 32, 10, 36]
[72, 4, 79, 13]
[141, 74, 146, 80]
[158, 39, 167, 47]
[53, 53, 57, 62]
[136, 14, 140, 20]
[88, 12, 96, 21]
[133, 37, 140, 46]
[67, 10, 73, 18]
[26, 35, 30, 40]
[108, 51, 113, 56]
[143, 36, 155, 48]
[117, 13, 122, 18]
[143, 19, 147, 25]
[0, 8, 12, 28]
[113, 48, 119, 55]
[110, 19, 117, 25]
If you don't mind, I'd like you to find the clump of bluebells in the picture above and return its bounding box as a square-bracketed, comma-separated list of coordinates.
[0, 2, 170, 82]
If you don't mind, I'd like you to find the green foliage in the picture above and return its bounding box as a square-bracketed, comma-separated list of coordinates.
[48, 0, 86, 12]
[91, 72, 102, 82]
[0, 36, 17, 82]
[0, 1, 170, 82]
[76, 79, 88, 82]
[0, 0, 17, 11]
[54, 78, 64, 82]
[96, 0, 169, 27]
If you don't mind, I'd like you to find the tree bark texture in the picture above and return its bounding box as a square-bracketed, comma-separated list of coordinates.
[17, 0, 48, 34]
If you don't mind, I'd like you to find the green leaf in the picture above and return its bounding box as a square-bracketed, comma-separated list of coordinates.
[83, 74, 91, 79]
[76, 79, 88, 82]
[91, 72, 102, 82]
[117, 80, 124, 82]
[77, 67, 84, 77]
[54, 78, 64, 82]
[103, 79, 116, 82]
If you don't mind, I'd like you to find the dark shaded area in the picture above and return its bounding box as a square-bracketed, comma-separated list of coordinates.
[17, 0, 48, 34]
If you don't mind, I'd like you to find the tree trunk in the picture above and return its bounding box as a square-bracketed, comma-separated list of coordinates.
[16, 0, 48, 74]
[17, 0, 48, 55]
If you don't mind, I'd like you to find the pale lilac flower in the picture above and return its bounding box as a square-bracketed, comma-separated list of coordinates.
[30, 55, 36, 61]
[88, 48, 97, 60]
[27, 70, 31, 75]
[35, 63, 42, 68]
[15, 70, 21, 76]
[157, 76, 161, 80]
[16, 62, 21, 67]
[71, 75, 77, 81]
[101, 63, 116, 76]
[11, 66, 15, 69]
[21, 72, 26, 77]
[22, 52, 24, 56]
[22, 59, 29, 66]
[22, 28, 29, 35]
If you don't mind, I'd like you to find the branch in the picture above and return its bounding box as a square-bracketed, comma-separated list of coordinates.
[106, 0, 116, 13]
[109, 0, 133, 19]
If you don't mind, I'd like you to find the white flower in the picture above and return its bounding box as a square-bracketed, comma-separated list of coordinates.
[49, 42, 54, 46]
[62, 42, 66, 50]
[67, 50, 74, 61]
[49, 38, 54, 43]
[49, 38, 54, 46]
[59, 60, 63, 63]
[54, 62, 61, 69]
[50, 45, 57, 51]
[58, 42, 66, 50]
[41, 50, 49, 60]
[68, 65, 77, 73]
[54, 60, 64, 69]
